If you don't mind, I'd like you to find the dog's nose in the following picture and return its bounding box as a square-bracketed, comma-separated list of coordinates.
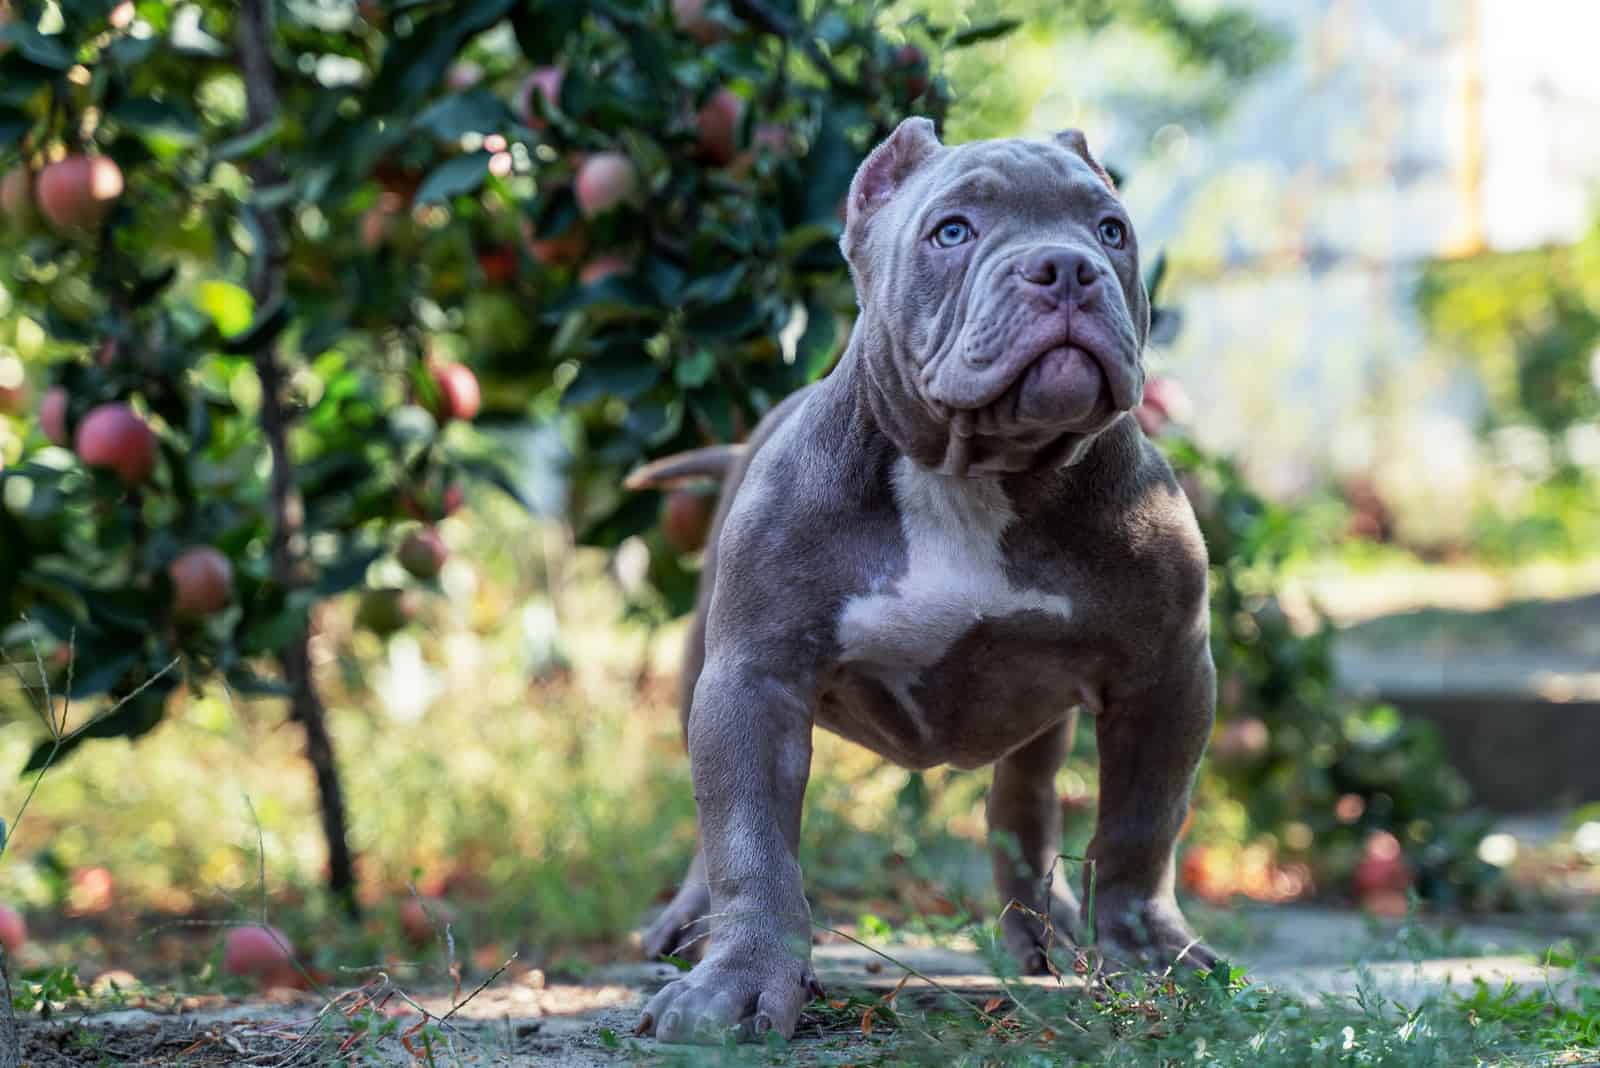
[1018, 247, 1099, 296]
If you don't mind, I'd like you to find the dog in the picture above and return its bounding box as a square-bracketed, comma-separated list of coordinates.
[627, 117, 1218, 1043]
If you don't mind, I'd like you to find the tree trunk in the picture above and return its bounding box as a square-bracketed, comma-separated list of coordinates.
[0, 946, 18, 1068]
[236, 0, 359, 918]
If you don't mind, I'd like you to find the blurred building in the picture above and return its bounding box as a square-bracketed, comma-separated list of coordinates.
[1020, 0, 1600, 536]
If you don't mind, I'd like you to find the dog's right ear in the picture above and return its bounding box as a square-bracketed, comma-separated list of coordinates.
[842, 116, 941, 262]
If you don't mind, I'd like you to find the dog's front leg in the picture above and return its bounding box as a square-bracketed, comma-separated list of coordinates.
[989, 714, 1085, 974]
[1087, 639, 1219, 976]
[638, 666, 821, 1042]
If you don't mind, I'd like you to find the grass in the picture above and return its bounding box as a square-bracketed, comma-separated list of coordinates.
[628, 947, 1600, 1067]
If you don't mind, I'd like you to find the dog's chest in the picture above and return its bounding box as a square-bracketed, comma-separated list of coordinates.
[832, 460, 1075, 726]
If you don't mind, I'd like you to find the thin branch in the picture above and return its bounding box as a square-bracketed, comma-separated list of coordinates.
[4, 654, 179, 862]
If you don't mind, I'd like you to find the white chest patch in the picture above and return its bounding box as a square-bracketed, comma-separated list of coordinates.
[836, 458, 1074, 718]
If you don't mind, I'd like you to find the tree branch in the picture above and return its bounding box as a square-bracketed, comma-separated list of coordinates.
[237, 0, 359, 919]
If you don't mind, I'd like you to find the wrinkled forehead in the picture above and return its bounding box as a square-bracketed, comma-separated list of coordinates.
[904, 139, 1121, 228]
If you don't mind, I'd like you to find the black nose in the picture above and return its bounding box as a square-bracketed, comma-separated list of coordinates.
[1019, 247, 1099, 296]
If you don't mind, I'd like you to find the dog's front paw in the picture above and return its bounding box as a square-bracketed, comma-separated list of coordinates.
[1001, 892, 1083, 975]
[637, 945, 824, 1043]
[1094, 897, 1219, 977]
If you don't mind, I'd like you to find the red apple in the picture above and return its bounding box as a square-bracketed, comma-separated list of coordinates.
[398, 527, 448, 580]
[1352, 831, 1412, 901]
[518, 66, 565, 130]
[399, 897, 457, 947]
[0, 905, 26, 956]
[0, 356, 26, 414]
[0, 167, 36, 228]
[428, 362, 480, 422]
[695, 88, 744, 167]
[672, 0, 729, 44]
[445, 60, 483, 91]
[522, 216, 586, 266]
[70, 866, 115, 914]
[39, 386, 69, 445]
[36, 155, 124, 232]
[223, 924, 297, 987]
[478, 244, 518, 285]
[1135, 376, 1192, 436]
[443, 483, 465, 516]
[578, 254, 633, 286]
[169, 546, 233, 620]
[575, 153, 639, 218]
[895, 44, 929, 99]
[1210, 717, 1269, 771]
[400, 482, 465, 523]
[662, 489, 715, 554]
[75, 402, 157, 484]
[356, 588, 420, 636]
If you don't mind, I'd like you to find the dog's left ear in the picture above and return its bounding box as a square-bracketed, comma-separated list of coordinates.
[842, 117, 941, 263]
[1054, 129, 1117, 193]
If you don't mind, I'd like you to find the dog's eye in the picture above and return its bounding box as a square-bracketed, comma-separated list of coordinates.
[931, 219, 973, 248]
[1098, 219, 1126, 248]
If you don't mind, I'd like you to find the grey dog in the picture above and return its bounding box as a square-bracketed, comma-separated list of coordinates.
[627, 117, 1218, 1043]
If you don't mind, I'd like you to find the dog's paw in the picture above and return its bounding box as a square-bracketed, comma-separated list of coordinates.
[636, 947, 823, 1043]
[640, 879, 712, 962]
[1093, 897, 1219, 977]
[1001, 893, 1083, 976]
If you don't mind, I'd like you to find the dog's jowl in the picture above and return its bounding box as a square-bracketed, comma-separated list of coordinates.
[631, 118, 1217, 1044]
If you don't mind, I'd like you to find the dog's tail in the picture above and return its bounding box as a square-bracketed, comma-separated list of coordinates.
[622, 444, 745, 491]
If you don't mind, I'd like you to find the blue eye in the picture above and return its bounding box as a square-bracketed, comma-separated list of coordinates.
[1098, 218, 1126, 248]
[932, 219, 973, 248]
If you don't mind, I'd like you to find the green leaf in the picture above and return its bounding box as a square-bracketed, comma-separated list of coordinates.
[222, 668, 292, 698]
[65, 651, 138, 701]
[211, 118, 283, 162]
[194, 281, 256, 339]
[673, 348, 716, 389]
[0, 107, 28, 146]
[691, 392, 734, 442]
[314, 544, 384, 597]
[111, 97, 200, 143]
[456, 457, 537, 514]
[367, 0, 516, 113]
[801, 107, 858, 225]
[21, 686, 169, 775]
[565, 355, 660, 406]
[798, 301, 839, 381]
[948, 17, 1022, 48]
[0, 25, 74, 69]
[220, 296, 292, 355]
[414, 90, 515, 141]
[680, 264, 747, 307]
[414, 152, 490, 204]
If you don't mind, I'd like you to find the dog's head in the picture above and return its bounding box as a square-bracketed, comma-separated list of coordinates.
[842, 118, 1148, 474]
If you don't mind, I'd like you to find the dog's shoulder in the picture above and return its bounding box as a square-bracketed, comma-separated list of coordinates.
[707, 379, 902, 633]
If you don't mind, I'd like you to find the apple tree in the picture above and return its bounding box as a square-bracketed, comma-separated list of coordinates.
[0, 0, 981, 909]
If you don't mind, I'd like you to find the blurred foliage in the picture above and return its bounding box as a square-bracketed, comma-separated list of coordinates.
[1415, 207, 1600, 561]
[1167, 437, 1500, 908]
[1419, 212, 1600, 436]
[907, 0, 1289, 143]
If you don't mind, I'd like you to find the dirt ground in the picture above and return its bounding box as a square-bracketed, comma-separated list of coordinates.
[13, 904, 1585, 1067]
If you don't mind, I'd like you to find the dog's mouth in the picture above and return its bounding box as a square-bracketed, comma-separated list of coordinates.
[925, 334, 1132, 429]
